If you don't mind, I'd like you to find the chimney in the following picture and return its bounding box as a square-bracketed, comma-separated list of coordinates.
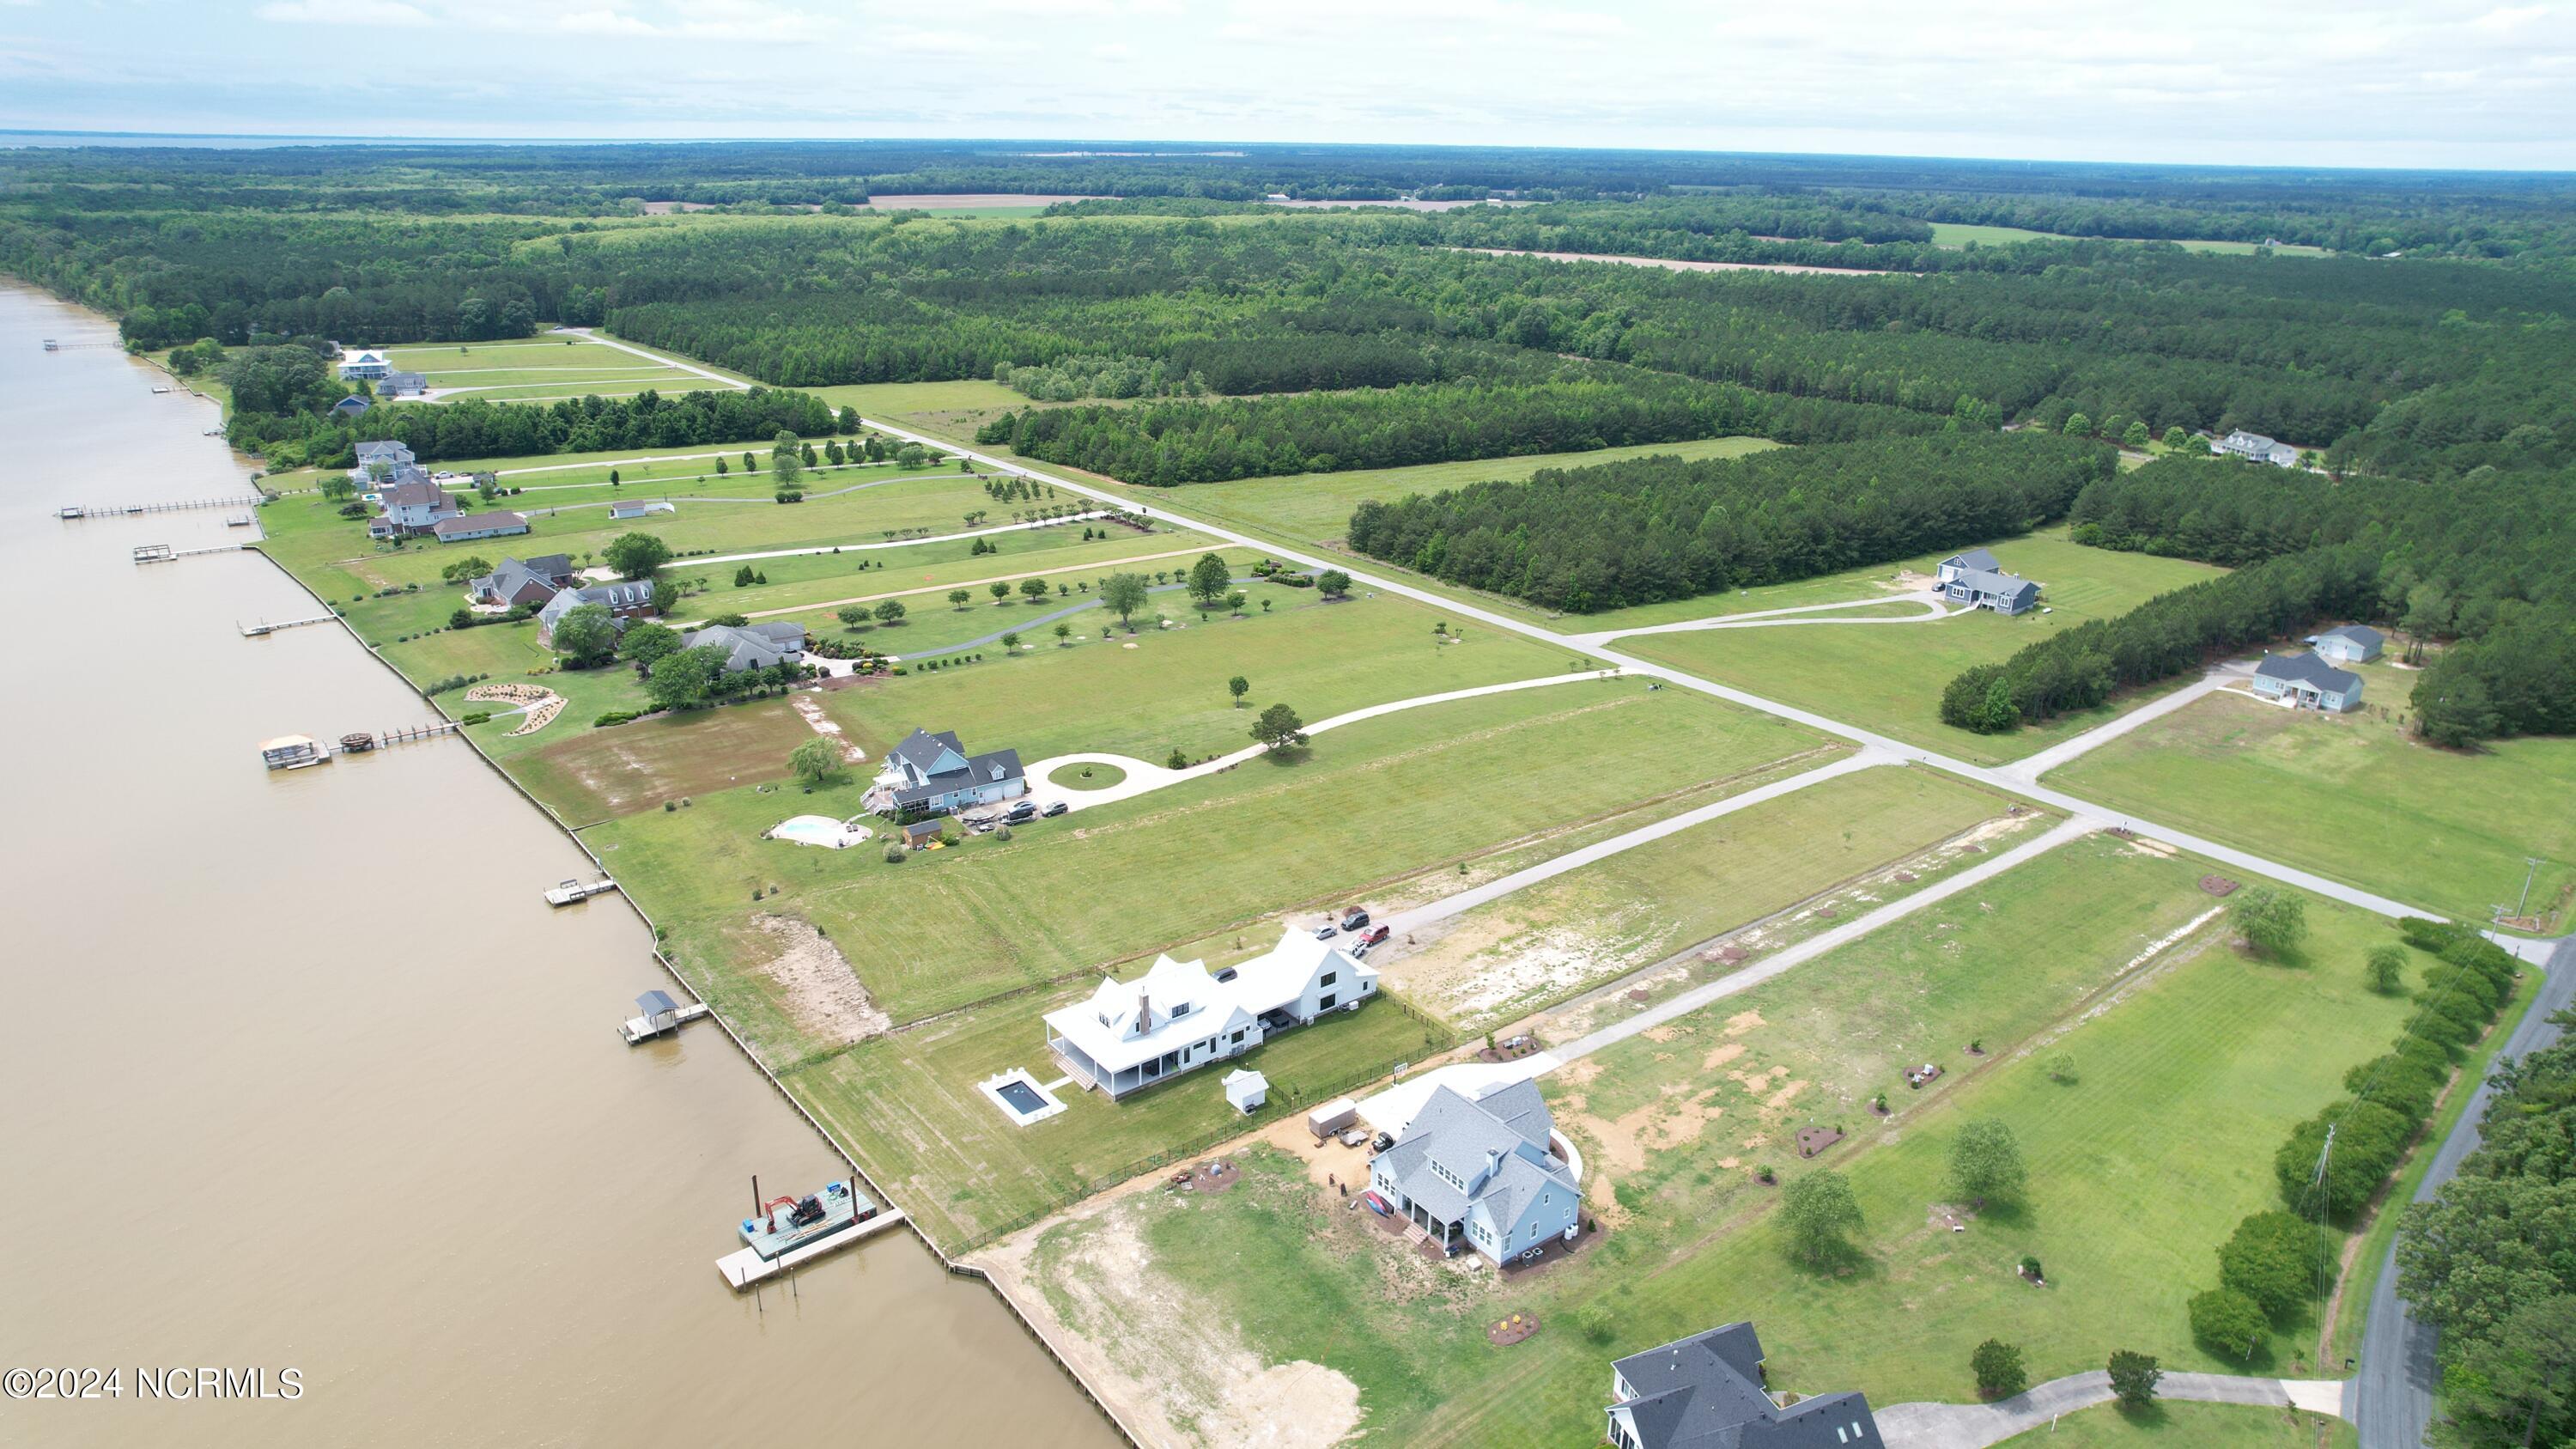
[1137, 990, 1151, 1035]
[1485, 1148, 1502, 1182]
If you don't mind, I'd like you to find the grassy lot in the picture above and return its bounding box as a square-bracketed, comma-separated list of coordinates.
[381, 337, 707, 398]
[795, 971, 1444, 1247]
[692, 524, 1211, 627]
[1997, 1403, 2354, 1448]
[818, 586, 1591, 765]
[809, 378, 1030, 423]
[1616, 529, 2226, 764]
[775, 545, 1279, 657]
[513, 697, 822, 825]
[1385, 764, 2020, 1028]
[590, 680, 1823, 1026]
[1924, 222, 2332, 257]
[1010, 836, 2435, 1444]
[2049, 671, 2576, 931]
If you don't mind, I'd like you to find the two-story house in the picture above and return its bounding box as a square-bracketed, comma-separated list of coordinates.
[338, 350, 392, 382]
[534, 579, 659, 645]
[866, 728, 1027, 816]
[1935, 549, 2040, 615]
[1608, 1322, 1881, 1449]
[1369, 1078, 1580, 1266]
[470, 555, 580, 608]
[1044, 928, 1376, 1099]
[367, 475, 459, 539]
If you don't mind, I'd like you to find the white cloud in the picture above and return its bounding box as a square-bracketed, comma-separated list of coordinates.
[255, 0, 429, 25]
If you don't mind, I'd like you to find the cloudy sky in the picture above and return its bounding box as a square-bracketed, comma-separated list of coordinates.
[3, 0, 2573, 168]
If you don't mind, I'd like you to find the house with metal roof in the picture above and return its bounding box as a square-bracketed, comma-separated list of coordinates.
[2312, 624, 2385, 664]
[2214, 429, 2300, 467]
[469, 555, 579, 608]
[432, 510, 530, 543]
[610, 498, 677, 520]
[1368, 1077, 1579, 1265]
[1608, 1322, 1880, 1449]
[678, 621, 808, 673]
[535, 579, 658, 645]
[866, 728, 1027, 816]
[1045, 927, 1376, 1099]
[2254, 651, 2364, 712]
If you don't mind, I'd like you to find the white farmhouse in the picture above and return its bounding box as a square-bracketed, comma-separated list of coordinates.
[1045, 928, 1376, 1099]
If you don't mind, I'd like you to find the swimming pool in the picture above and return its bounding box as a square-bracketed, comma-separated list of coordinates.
[975, 1068, 1068, 1126]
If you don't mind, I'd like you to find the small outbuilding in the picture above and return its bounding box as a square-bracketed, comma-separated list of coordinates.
[1224, 1068, 1270, 1115]
[2313, 624, 2385, 664]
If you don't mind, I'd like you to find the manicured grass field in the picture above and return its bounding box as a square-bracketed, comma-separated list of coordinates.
[1017, 837, 2433, 1445]
[1998, 1403, 2354, 1448]
[819, 587, 1589, 765]
[794, 971, 1444, 1247]
[1616, 530, 2226, 764]
[2049, 673, 2576, 930]
[1929, 222, 2069, 246]
[697, 525, 1213, 627]
[591, 680, 1821, 1027]
[1387, 764, 2019, 1028]
[808, 378, 1030, 422]
[382, 337, 707, 398]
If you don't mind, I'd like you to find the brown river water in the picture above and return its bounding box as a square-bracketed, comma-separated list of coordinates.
[0, 286, 1117, 1448]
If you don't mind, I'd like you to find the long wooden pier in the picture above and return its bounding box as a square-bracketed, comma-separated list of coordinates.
[64, 496, 264, 519]
[134, 543, 251, 564]
[240, 616, 337, 637]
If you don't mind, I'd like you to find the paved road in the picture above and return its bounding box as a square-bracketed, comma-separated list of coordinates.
[848, 411, 2442, 926]
[1880, 1370, 2348, 1449]
[2353, 934, 2576, 1449]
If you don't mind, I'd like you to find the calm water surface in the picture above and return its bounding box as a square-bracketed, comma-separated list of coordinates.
[0, 286, 1115, 1448]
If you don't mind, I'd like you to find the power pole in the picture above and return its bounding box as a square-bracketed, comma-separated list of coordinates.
[2518, 857, 2544, 921]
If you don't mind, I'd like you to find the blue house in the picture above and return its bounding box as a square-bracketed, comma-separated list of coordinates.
[867, 728, 1025, 817]
[2254, 652, 2364, 712]
[1608, 1322, 1880, 1449]
[1368, 1079, 1580, 1267]
[2313, 624, 2384, 664]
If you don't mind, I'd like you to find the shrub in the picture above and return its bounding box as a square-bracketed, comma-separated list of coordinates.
[595, 710, 641, 728]
[459, 710, 492, 726]
[2019, 1254, 2044, 1281]
[2218, 1210, 2334, 1318]
[2274, 1098, 2414, 1219]
[1970, 1339, 2026, 1399]
[2106, 1350, 2161, 1409]
[883, 843, 908, 863]
[1575, 1305, 1615, 1344]
[2189, 1288, 2269, 1357]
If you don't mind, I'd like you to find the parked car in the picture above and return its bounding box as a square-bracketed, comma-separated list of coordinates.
[1041, 800, 1069, 818]
[967, 819, 996, 834]
[1340, 909, 1370, 931]
[1364, 924, 1391, 946]
[1313, 924, 1338, 941]
[1350, 939, 1374, 959]
[1371, 1130, 1394, 1153]
[1005, 801, 1037, 823]
[1337, 1126, 1369, 1148]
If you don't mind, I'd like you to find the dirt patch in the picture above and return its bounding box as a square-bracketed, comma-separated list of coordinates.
[2199, 874, 2240, 896]
[789, 693, 867, 763]
[519, 697, 817, 824]
[1578, 1084, 1731, 1178]
[1725, 1010, 1765, 1036]
[752, 915, 890, 1048]
[1795, 1126, 1844, 1158]
[1487, 1311, 1540, 1347]
[1703, 1042, 1747, 1071]
[975, 1197, 1364, 1449]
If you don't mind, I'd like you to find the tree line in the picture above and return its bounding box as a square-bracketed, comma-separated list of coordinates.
[1343, 432, 2112, 613]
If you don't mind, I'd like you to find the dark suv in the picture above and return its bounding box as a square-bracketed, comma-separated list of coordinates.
[1340, 909, 1370, 932]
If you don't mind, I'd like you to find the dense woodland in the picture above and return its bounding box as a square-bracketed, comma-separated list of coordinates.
[1342, 434, 2111, 612]
[1941, 458, 2576, 746]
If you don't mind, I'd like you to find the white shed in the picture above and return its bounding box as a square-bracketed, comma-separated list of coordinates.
[1224, 1068, 1269, 1116]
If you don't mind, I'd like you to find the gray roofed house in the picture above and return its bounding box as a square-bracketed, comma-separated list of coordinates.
[2314, 624, 2385, 664]
[1608, 1322, 1880, 1449]
[2214, 429, 2300, 467]
[469, 554, 578, 607]
[368, 474, 459, 539]
[867, 727, 1028, 816]
[2253, 651, 2365, 713]
[1935, 548, 2001, 583]
[1941, 566, 2040, 616]
[375, 370, 428, 398]
[431, 510, 530, 543]
[678, 621, 809, 673]
[351, 438, 415, 478]
[330, 394, 372, 419]
[536, 579, 659, 645]
[1366, 1078, 1580, 1265]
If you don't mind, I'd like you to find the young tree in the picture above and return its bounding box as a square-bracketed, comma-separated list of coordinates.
[1316, 569, 1352, 598]
[1054, 622, 1072, 644]
[448, 607, 474, 630]
[988, 580, 1013, 604]
[2366, 943, 2409, 994]
[1225, 589, 1248, 615]
[1187, 551, 1231, 604]
[1229, 675, 1250, 708]
[603, 531, 671, 580]
[2231, 886, 2308, 959]
[837, 605, 870, 631]
[440, 554, 492, 585]
[999, 631, 1021, 650]
[771, 430, 804, 485]
[1100, 572, 1150, 627]
[2063, 411, 2093, 437]
[548, 603, 619, 667]
[734, 564, 757, 588]
[1947, 1119, 2028, 1206]
[872, 599, 907, 625]
[742, 451, 756, 473]
[1970, 1339, 2027, 1400]
[1251, 702, 1307, 753]
[789, 737, 844, 788]
[715, 455, 729, 476]
[621, 621, 682, 665]
[2046, 1053, 2080, 1084]
[319, 472, 358, 503]
[896, 442, 928, 468]
[2105, 1350, 2160, 1409]
[2188, 1288, 2269, 1358]
[1020, 577, 1051, 604]
[608, 468, 621, 486]
[2122, 421, 2151, 448]
[2162, 425, 2188, 449]
[1780, 1170, 1862, 1263]
[947, 588, 972, 611]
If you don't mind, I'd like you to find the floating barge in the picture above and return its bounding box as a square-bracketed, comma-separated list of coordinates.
[544, 876, 619, 907]
[259, 734, 331, 771]
[621, 989, 710, 1045]
[714, 1178, 903, 1290]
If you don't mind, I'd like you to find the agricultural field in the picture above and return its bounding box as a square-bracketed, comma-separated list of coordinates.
[988, 836, 2434, 1446]
[1615, 529, 2227, 764]
[2048, 671, 2576, 932]
[1925, 222, 2334, 257]
[587, 679, 1824, 1028]
[380, 336, 714, 400]
[1382, 764, 2027, 1029]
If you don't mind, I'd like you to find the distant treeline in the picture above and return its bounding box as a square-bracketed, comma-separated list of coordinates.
[235, 383, 841, 470]
[977, 368, 1942, 488]
[1341, 432, 2112, 613]
[1942, 457, 2576, 746]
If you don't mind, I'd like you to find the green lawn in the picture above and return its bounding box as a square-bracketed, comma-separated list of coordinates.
[1007, 836, 2436, 1445]
[1925, 222, 2332, 258]
[1388, 764, 2023, 1028]
[592, 679, 1822, 1028]
[2049, 670, 2576, 931]
[1616, 529, 2227, 764]
[695, 524, 1209, 626]
[808, 378, 1030, 419]
[818, 586, 1591, 766]
[775, 545, 1280, 657]
[382, 337, 703, 394]
[1998, 1403, 2354, 1448]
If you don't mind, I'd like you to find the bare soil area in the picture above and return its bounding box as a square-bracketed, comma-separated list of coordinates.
[753, 915, 890, 1048]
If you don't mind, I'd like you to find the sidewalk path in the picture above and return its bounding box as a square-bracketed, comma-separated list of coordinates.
[1880, 1371, 2349, 1449]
